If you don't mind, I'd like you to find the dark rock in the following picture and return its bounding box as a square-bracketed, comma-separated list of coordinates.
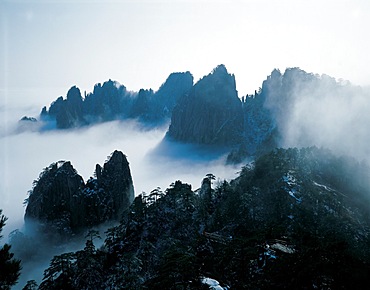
[129, 89, 154, 119]
[84, 80, 128, 122]
[39, 72, 193, 130]
[20, 116, 37, 122]
[167, 64, 244, 146]
[153, 71, 193, 120]
[129, 72, 193, 123]
[199, 177, 211, 198]
[99, 150, 135, 220]
[24, 151, 134, 240]
[56, 86, 84, 129]
[17, 116, 40, 132]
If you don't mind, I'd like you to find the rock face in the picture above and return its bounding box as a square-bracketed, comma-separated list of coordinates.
[167, 64, 244, 146]
[24, 151, 134, 239]
[40, 72, 193, 129]
[97, 150, 135, 221]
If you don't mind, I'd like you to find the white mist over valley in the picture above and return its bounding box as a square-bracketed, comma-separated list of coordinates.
[0, 101, 240, 241]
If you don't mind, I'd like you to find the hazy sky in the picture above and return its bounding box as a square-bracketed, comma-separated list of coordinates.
[1, 0, 370, 107]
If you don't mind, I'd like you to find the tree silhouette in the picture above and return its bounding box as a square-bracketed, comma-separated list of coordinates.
[0, 210, 21, 290]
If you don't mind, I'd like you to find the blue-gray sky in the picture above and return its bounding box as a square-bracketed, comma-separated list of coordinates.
[1, 0, 370, 106]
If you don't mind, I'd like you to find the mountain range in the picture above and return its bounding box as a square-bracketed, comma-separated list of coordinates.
[21, 64, 361, 164]
[4, 65, 370, 289]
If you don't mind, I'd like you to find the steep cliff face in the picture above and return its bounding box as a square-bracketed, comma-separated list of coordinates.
[167, 65, 244, 146]
[24, 161, 84, 236]
[24, 151, 134, 239]
[98, 150, 135, 220]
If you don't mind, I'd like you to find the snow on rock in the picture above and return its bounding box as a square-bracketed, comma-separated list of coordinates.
[313, 181, 334, 192]
[201, 277, 228, 290]
[282, 171, 302, 203]
[282, 171, 297, 186]
[270, 242, 295, 254]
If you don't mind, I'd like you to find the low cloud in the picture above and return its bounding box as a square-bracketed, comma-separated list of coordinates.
[264, 71, 370, 162]
[0, 117, 239, 242]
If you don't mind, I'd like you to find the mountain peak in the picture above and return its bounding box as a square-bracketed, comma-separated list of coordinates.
[167, 65, 243, 145]
[212, 64, 228, 75]
[24, 151, 134, 241]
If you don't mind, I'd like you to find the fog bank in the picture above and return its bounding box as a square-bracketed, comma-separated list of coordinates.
[0, 116, 239, 242]
[263, 71, 370, 162]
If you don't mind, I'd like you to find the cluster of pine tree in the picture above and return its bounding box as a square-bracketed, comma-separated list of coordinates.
[16, 147, 370, 289]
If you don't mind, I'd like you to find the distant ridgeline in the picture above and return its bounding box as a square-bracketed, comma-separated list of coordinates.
[29, 64, 357, 161]
[39, 72, 194, 128]
[24, 150, 134, 241]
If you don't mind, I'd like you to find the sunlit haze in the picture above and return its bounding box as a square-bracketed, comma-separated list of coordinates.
[1, 0, 370, 103]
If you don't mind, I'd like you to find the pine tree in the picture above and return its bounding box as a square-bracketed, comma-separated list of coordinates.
[0, 209, 21, 290]
[38, 252, 76, 290]
[73, 231, 105, 289]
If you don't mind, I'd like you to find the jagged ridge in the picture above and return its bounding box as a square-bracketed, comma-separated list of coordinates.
[39, 72, 193, 129]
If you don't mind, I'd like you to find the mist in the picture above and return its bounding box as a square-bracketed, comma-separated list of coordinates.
[0, 112, 240, 241]
[0, 105, 240, 288]
[263, 71, 370, 162]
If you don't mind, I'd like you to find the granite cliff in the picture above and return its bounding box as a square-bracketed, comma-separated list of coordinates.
[167, 64, 244, 146]
[24, 150, 134, 239]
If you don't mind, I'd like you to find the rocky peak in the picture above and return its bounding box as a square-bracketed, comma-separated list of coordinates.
[24, 151, 135, 241]
[103, 150, 128, 173]
[167, 64, 243, 145]
[210, 64, 235, 87]
[199, 177, 212, 198]
[155, 72, 193, 114]
[100, 150, 135, 220]
[66, 86, 83, 104]
[157, 72, 193, 95]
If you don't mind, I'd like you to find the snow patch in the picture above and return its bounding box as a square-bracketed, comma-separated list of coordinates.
[288, 189, 302, 203]
[113, 81, 122, 89]
[270, 242, 295, 254]
[313, 181, 347, 198]
[201, 277, 228, 290]
[283, 171, 302, 203]
[282, 171, 297, 186]
[56, 160, 66, 169]
[313, 181, 334, 192]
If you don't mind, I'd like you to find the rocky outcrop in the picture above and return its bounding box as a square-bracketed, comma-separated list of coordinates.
[167, 64, 244, 146]
[39, 72, 193, 129]
[153, 71, 194, 119]
[24, 151, 134, 239]
[129, 72, 193, 122]
[98, 150, 135, 220]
